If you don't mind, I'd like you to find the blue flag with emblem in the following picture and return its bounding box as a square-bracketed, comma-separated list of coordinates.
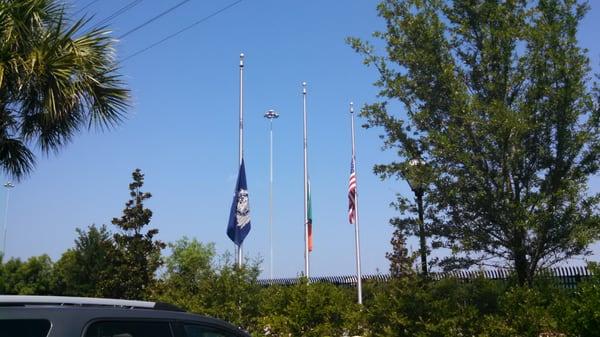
[227, 159, 251, 246]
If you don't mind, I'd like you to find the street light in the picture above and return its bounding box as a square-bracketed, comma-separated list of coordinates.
[2, 182, 15, 257]
[405, 158, 428, 276]
[264, 109, 279, 280]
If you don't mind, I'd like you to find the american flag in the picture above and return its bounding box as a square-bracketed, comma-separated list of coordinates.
[348, 156, 357, 224]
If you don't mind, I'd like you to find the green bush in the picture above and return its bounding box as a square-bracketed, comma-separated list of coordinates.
[561, 263, 600, 337]
[254, 280, 362, 337]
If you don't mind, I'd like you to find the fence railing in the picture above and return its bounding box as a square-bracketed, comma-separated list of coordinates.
[257, 266, 592, 288]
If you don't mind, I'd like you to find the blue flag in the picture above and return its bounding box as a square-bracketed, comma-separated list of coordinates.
[227, 159, 251, 245]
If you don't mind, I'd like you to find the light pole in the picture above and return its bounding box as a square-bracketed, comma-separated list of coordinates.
[264, 109, 279, 280]
[406, 158, 428, 276]
[2, 182, 14, 257]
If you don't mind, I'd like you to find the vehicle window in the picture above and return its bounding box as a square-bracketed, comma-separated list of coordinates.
[0, 319, 51, 337]
[84, 321, 172, 337]
[183, 324, 235, 337]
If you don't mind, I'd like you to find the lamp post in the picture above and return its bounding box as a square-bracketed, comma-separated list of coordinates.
[406, 158, 428, 276]
[2, 182, 14, 257]
[264, 109, 279, 280]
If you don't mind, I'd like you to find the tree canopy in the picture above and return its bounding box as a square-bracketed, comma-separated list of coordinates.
[349, 0, 600, 284]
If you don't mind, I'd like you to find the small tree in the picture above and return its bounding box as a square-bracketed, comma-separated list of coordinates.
[387, 227, 416, 277]
[154, 237, 218, 312]
[104, 169, 165, 299]
[154, 237, 261, 331]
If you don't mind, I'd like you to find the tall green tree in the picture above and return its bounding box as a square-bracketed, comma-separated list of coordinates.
[349, 0, 600, 284]
[104, 169, 165, 299]
[53, 224, 116, 297]
[0, 0, 129, 179]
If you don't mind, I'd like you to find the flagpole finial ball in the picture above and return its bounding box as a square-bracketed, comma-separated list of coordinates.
[302, 81, 307, 87]
[240, 53, 244, 58]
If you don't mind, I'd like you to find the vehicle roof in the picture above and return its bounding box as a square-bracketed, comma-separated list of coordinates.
[0, 295, 157, 309]
[1, 305, 215, 321]
[0, 295, 246, 335]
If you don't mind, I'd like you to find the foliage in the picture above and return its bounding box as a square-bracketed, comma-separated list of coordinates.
[560, 262, 600, 336]
[0, 255, 54, 295]
[53, 224, 116, 297]
[256, 280, 363, 337]
[2, 241, 599, 336]
[0, 0, 129, 179]
[153, 237, 261, 331]
[349, 0, 600, 285]
[364, 276, 497, 337]
[103, 169, 165, 299]
[153, 237, 218, 311]
[386, 227, 416, 277]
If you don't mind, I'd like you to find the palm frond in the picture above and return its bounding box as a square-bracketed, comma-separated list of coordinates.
[0, 136, 35, 179]
[0, 0, 129, 170]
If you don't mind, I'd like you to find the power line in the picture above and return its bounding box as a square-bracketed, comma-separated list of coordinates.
[74, 0, 101, 15]
[121, 0, 244, 62]
[96, 0, 144, 27]
[118, 0, 193, 39]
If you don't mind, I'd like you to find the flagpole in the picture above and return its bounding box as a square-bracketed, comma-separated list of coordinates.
[302, 82, 310, 278]
[350, 102, 363, 304]
[237, 52, 244, 268]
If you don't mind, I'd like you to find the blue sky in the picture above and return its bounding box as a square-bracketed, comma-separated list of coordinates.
[1, 0, 599, 278]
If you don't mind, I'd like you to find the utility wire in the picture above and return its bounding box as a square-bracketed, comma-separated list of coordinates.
[121, 0, 243, 62]
[118, 0, 193, 39]
[74, 0, 101, 15]
[96, 0, 144, 27]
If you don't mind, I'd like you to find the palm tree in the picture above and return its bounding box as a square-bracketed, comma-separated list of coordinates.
[0, 0, 129, 179]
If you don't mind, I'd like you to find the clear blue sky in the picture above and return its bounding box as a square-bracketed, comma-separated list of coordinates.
[2, 0, 599, 278]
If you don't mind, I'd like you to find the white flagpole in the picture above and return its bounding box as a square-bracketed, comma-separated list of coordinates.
[350, 102, 363, 304]
[302, 82, 310, 278]
[237, 53, 244, 268]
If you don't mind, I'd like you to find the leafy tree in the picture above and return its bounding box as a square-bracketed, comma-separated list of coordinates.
[53, 224, 116, 297]
[153, 237, 218, 311]
[0, 0, 129, 179]
[349, 0, 600, 284]
[386, 227, 416, 277]
[153, 237, 261, 331]
[0, 255, 54, 295]
[201, 253, 261, 330]
[103, 169, 165, 299]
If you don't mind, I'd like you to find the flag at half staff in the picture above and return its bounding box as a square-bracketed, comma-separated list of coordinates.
[227, 159, 251, 245]
[348, 156, 357, 224]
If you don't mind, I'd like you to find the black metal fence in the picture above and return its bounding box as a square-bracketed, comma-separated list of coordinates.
[257, 266, 592, 289]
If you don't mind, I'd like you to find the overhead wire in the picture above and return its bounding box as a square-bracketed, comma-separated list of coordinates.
[95, 0, 144, 27]
[73, 0, 101, 15]
[121, 0, 244, 62]
[118, 0, 194, 39]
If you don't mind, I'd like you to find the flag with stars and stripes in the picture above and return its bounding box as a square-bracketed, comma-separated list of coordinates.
[348, 156, 357, 224]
